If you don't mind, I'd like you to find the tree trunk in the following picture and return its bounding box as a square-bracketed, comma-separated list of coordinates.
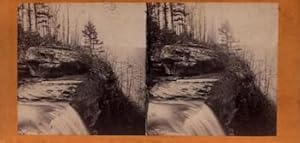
[27, 3, 32, 32]
[33, 3, 38, 32]
[156, 3, 161, 29]
[89, 39, 93, 55]
[73, 19, 79, 46]
[169, 3, 174, 30]
[17, 5, 21, 25]
[163, 3, 168, 29]
[199, 7, 203, 42]
[203, 9, 207, 43]
[67, 6, 70, 45]
[182, 4, 187, 33]
[62, 12, 65, 44]
[21, 4, 25, 29]
[46, 16, 50, 36]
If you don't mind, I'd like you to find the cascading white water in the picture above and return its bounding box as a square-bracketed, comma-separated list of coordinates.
[47, 105, 89, 135]
[18, 102, 89, 135]
[147, 101, 225, 136]
[182, 103, 224, 135]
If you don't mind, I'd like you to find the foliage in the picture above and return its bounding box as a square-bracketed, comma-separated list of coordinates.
[71, 49, 145, 135]
[18, 24, 62, 48]
[82, 21, 103, 52]
[218, 21, 239, 48]
[18, 24, 43, 48]
[207, 45, 276, 135]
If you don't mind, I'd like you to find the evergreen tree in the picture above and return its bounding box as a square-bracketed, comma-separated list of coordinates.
[82, 21, 103, 54]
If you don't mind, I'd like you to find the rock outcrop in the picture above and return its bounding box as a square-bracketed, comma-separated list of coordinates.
[151, 45, 224, 76]
[23, 47, 87, 78]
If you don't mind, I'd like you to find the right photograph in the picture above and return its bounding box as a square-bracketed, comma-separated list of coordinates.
[146, 3, 277, 136]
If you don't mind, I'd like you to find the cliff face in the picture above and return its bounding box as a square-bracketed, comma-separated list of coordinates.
[148, 44, 276, 136]
[18, 47, 89, 101]
[70, 57, 145, 135]
[19, 47, 88, 78]
[150, 45, 224, 77]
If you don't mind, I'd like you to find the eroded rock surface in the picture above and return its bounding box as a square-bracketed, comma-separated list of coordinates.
[151, 45, 224, 76]
[18, 75, 86, 102]
[150, 78, 219, 100]
[24, 47, 87, 78]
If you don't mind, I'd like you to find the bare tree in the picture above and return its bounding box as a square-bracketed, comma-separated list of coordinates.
[17, 4, 25, 29]
[163, 3, 168, 29]
[62, 12, 65, 43]
[49, 4, 61, 41]
[169, 3, 174, 30]
[71, 19, 79, 47]
[33, 3, 38, 32]
[27, 3, 32, 32]
[67, 5, 70, 44]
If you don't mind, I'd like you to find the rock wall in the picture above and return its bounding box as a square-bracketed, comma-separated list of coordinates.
[150, 45, 224, 77]
[19, 47, 88, 78]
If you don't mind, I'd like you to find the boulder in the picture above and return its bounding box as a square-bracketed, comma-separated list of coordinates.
[152, 45, 224, 76]
[24, 47, 87, 78]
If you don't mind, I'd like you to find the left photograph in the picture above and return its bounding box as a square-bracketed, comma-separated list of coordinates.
[17, 3, 146, 135]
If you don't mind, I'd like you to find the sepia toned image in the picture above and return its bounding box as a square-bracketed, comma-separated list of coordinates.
[17, 3, 146, 135]
[146, 3, 277, 136]
[16, 2, 277, 136]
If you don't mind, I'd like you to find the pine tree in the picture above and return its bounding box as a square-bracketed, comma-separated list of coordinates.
[218, 21, 234, 48]
[82, 21, 103, 54]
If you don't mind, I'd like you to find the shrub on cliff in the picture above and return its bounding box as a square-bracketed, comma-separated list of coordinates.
[70, 49, 145, 135]
[207, 45, 276, 136]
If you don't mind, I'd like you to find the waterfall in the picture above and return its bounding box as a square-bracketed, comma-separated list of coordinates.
[147, 101, 225, 136]
[182, 103, 225, 136]
[18, 102, 89, 135]
[47, 105, 89, 135]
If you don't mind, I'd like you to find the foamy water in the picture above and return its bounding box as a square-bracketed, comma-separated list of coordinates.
[18, 102, 88, 135]
[147, 100, 224, 136]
